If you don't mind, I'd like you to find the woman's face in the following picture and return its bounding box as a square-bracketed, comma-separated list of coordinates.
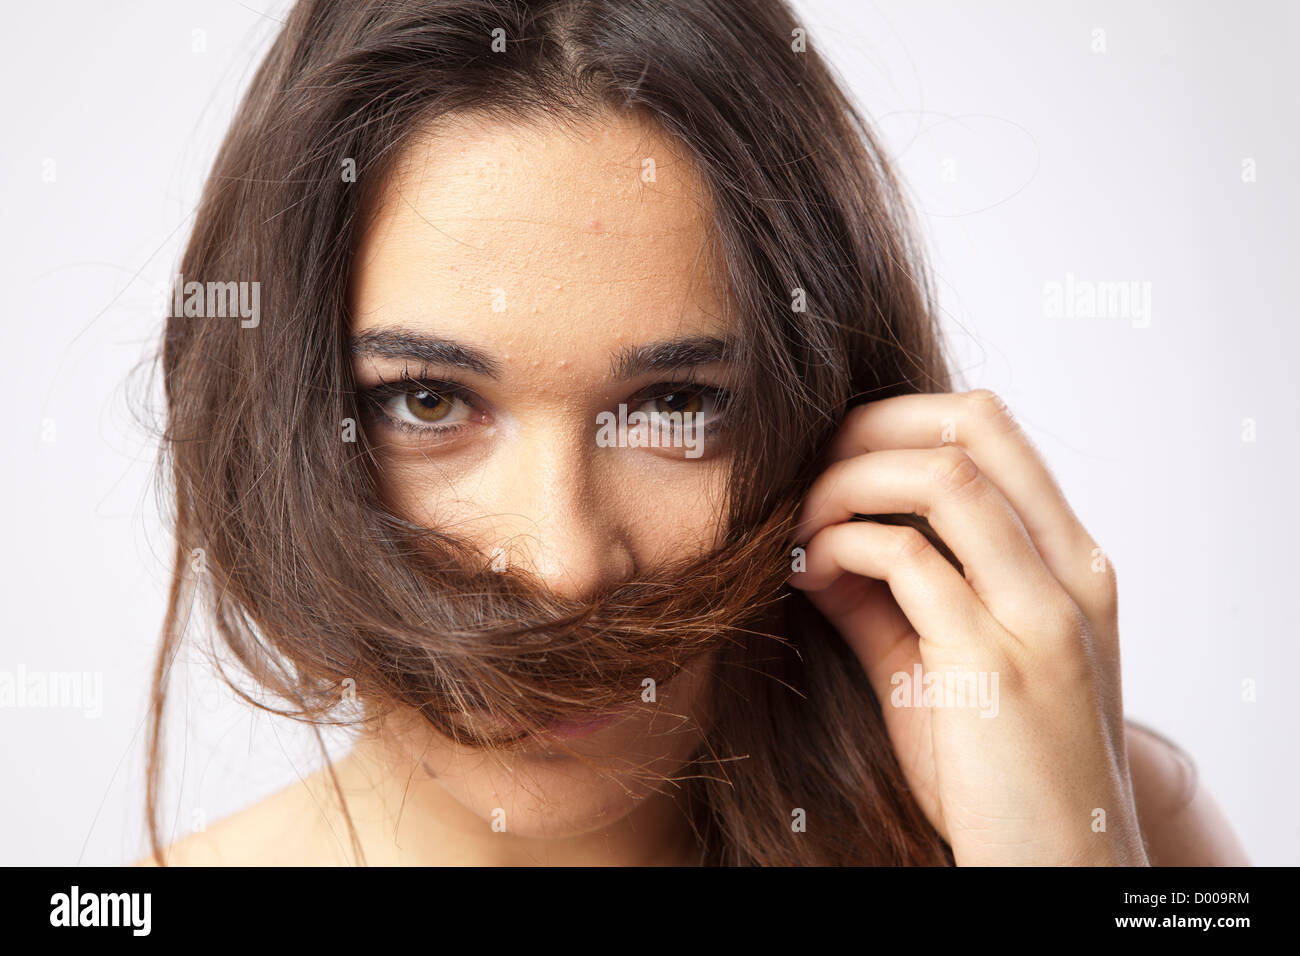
[348, 110, 735, 840]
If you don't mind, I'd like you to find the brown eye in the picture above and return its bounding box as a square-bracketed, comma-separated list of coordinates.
[404, 389, 453, 422]
[368, 379, 477, 433]
[654, 389, 703, 415]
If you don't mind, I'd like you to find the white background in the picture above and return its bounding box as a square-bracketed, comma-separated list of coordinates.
[1, 0, 1295, 865]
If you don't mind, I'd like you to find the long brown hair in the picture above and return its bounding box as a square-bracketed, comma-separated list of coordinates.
[147, 0, 956, 866]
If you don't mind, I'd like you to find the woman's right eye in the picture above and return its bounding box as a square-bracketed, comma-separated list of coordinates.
[390, 388, 470, 426]
[363, 380, 478, 433]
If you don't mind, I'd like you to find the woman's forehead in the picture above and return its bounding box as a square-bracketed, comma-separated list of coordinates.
[349, 110, 729, 356]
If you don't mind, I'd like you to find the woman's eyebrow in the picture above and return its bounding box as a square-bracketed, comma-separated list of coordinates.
[611, 335, 734, 379]
[351, 328, 503, 379]
[351, 328, 734, 381]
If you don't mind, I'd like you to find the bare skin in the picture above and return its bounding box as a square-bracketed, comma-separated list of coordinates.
[134, 717, 1246, 865]
[135, 111, 1249, 867]
[789, 392, 1250, 865]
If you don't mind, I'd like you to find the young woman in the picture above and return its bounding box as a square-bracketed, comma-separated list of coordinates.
[138, 0, 1248, 866]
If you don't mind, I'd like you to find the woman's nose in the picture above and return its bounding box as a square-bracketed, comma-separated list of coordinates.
[486, 437, 636, 602]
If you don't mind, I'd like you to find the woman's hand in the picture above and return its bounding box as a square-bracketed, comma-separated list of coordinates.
[790, 389, 1147, 866]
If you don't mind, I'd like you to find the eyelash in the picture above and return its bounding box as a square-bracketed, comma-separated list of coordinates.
[361, 374, 480, 439]
[635, 383, 731, 442]
[359, 373, 731, 442]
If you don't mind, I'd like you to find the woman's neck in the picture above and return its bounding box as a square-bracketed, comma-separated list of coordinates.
[317, 736, 702, 866]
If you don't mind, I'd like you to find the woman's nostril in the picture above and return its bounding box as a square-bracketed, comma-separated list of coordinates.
[516, 545, 635, 601]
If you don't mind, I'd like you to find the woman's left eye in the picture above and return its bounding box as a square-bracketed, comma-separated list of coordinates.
[636, 384, 725, 422]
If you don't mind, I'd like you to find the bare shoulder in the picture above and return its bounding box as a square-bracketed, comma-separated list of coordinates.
[1125, 719, 1250, 866]
[129, 764, 353, 867]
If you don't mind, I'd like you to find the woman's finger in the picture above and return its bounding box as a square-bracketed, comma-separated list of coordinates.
[794, 446, 1077, 643]
[792, 519, 1001, 666]
[825, 390, 1116, 629]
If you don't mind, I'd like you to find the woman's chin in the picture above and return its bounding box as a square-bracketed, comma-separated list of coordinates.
[441, 763, 658, 840]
